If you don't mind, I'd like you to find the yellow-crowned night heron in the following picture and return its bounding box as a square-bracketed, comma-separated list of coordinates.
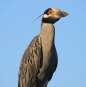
[18, 8, 68, 87]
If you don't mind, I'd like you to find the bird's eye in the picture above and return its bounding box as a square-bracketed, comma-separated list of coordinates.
[48, 10, 53, 15]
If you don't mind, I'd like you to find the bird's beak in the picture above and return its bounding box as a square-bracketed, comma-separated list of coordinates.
[54, 11, 68, 19]
[59, 11, 69, 18]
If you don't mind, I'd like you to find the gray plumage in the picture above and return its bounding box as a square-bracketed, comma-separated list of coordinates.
[18, 8, 68, 87]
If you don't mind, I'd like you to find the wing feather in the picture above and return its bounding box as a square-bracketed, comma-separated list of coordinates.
[18, 35, 42, 87]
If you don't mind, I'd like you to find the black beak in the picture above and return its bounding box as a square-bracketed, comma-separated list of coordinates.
[59, 11, 69, 17]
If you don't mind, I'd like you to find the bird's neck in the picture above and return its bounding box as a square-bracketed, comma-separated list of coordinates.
[40, 23, 55, 48]
[39, 23, 55, 71]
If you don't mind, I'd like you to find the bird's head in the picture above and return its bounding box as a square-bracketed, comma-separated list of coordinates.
[42, 8, 68, 24]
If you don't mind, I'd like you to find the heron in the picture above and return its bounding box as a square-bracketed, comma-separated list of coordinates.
[18, 8, 68, 87]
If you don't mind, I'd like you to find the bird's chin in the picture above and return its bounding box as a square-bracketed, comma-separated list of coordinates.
[52, 18, 60, 24]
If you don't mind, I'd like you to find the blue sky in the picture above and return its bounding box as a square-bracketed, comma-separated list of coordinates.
[0, 0, 86, 87]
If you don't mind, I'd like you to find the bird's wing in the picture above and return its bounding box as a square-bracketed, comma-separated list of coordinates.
[18, 35, 42, 87]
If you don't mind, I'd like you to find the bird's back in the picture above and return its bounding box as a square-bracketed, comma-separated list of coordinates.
[18, 35, 42, 87]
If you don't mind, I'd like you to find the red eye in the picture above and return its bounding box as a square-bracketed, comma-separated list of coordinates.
[48, 10, 53, 15]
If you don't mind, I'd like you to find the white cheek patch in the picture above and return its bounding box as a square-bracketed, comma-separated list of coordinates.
[43, 14, 51, 18]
